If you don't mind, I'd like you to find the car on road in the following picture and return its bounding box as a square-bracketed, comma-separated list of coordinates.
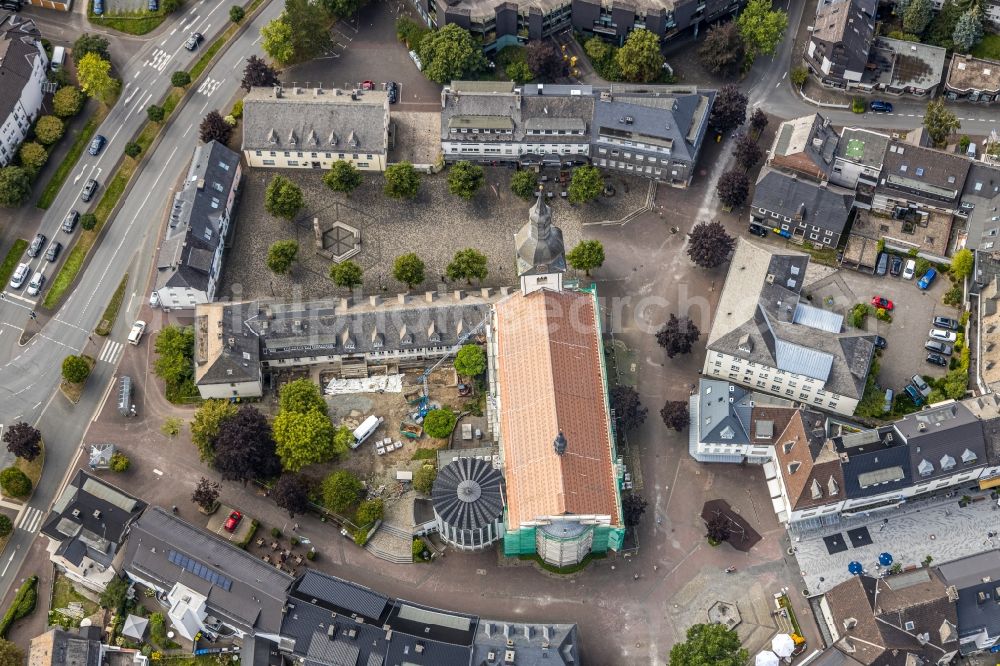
[149, 291, 160, 308]
[9, 263, 29, 289]
[904, 384, 924, 406]
[926, 353, 948, 367]
[224, 511, 243, 532]
[184, 32, 203, 50]
[870, 100, 893, 113]
[88, 134, 106, 156]
[874, 335, 887, 350]
[929, 328, 957, 343]
[889, 255, 902, 276]
[748, 222, 768, 237]
[44, 241, 62, 262]
[933, 316, 959, 330]
[871, 296, 894, 310]
[924, 340, 953, 355]
[26, 271, 44, 297]
[27, 233, 46, 258]
[902, 259, 916, 280]
[911, 374, 931, 398]
[918, 268, 937, 289]
[81, 179, 98, 202]
[386, 81, 398, 103]
[62, 209, 79, 233]
[127, 320, 146, 345]
[361, 80, 375, 91]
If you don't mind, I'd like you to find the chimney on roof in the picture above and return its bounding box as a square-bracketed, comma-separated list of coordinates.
[454, 290, 463, 301]
[425, 291, 434, 303]
[481, 287, 491, 299]
[398, 293, 407, 305]
[554, 431, 567, 455]
[369, 295, 380, 307]
[273, 85, 282, 98]
[340, 297, 350, 311]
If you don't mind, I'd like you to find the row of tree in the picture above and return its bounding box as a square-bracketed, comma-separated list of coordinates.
[895, 0, 983, 52]
[697, 0, 788, 78]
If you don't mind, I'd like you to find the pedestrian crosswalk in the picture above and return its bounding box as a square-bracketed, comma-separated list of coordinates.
[17, 506, 43, 534]
[98, 340, 123, 365]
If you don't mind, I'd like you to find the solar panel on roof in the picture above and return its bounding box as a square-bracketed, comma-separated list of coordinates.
[168, 549, 233, 591]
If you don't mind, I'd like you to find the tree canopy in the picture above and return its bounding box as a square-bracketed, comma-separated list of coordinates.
[737, 0, 788, 63]
[447, 161, 485, 199]
[265, 175, 305, 220]
[656, 314, 701, 358]
[566, 240, 605, 276]
[279, 378, 328, 415]
[212, 406, 281, 485]
[698, 21, 745, 78]
[923, 99, 960, 148]
[274, 408, 336, 472]
[716, 170, 750, 210]
[525, 41, 563, 80]
[903, 0, 933, 34]
[709, 84, 748, 132]
[52, 86, 84, 118]
[423, 409, 457, 439]
[191, 400, 238, 462]
[261, 0, 331, 65]
[3, 422, 41, 462]
[0, 167, 31, 208]
[273, 473, 310, 517]
[73, 34, 110, 64]
[171, 70, 192, 87]
[688, 221, 736, 267]
[622, 493, 647, 528]
[661, 400, 690, 432]
[952, 3, 983, 52]
[453, 344, 486, 377]
[568, 165, 603, 203]
[610, 385, 647, 432]
[510, 170, 538, 199]
[330, 260, 363, 290]
[191, 477, 220, 511]
[732, 132, 763, 170]
[19, 143, 47, 176]
[413, 465, 436, 494]
[34, 115, 65, 146]
[266, 240, 299, 275]
[384, 162, 420, 199]
[241, 55, 281, 91]
[77, 52, 118, 103]
[615, 29, 664, 83]
[393, 253, 426, 289]
[951, 248, 974, 280]
[153, 325, 196, 400]
[324, 160, 363, 194]
[669, 623, 748, 666]
[446, 248, 488, 284]
[419, 25, 486, 85]
[199, 110, 232, 145]
[62, 355, 91, 384]
[322, 470, 362, 512]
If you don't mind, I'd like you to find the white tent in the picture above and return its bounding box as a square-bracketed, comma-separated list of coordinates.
[121, 614, 148, 641]
[771, 633, 796, 658]
[755, 650, 780, 666]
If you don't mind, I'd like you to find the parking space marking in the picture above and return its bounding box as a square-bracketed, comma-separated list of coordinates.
[98, 340, 123, 364]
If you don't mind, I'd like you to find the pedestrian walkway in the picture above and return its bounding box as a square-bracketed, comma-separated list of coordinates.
[16, 506, 44, 533]
[97, 340, 123, 365]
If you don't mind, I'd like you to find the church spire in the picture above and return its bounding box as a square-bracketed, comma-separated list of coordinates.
[514, 187, 566, 291]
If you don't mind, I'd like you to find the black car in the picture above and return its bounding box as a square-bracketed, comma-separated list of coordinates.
[0, 0, 22, 10]
[926, 353, 948, 367]
[386, 81, 398, 104]
[62, 209, 79, 233]
[925, 339, 953, 356]
[27, 233, 46, 258]
[44, 241, 62, 262]
[889, 255, 902, 276]
[932, 316, 959, 331]
[88, 134, 106, 156]
[874, 335, 887, 349]
[81, 179, 98, 202]
[748, 223, 769, 238]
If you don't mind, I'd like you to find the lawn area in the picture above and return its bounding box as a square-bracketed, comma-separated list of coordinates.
[95, 273, 129, 336]
[37, 103, 110, 210]
[973, 33, 1000, 60]
[15, 442, 44, 490]
[88, 0, 171, 36]
[59, 355, 96, 403]
[48, 571, 98, 629]
[0, 240, 28, 286]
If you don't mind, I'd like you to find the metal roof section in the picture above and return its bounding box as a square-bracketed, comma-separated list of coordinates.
[793, 302, 844, 333]
[775, 339, 835, 381]
[432, 457, 504, 533]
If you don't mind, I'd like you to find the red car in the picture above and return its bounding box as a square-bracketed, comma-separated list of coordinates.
[871, 296, 894, 311]
[224, 511, 243, 532]
[361, 80, 375, 91]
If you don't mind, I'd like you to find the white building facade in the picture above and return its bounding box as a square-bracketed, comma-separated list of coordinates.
[0, 30, 47, 167]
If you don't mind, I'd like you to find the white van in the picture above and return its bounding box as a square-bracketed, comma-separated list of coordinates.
[50, 46, 65, 71]
[352, 415, 383, 449]
[408, 50, 423, 71]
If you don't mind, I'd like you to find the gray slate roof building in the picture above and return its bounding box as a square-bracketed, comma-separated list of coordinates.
[959, 163, 1000, 287]
[515, 190, 566, 276]
[937, 550, 1000, 655]
[472, 621, 579, 665]
[194, 301, 262, 391]
[806, 0, 876, 81]
[122, 507, 292, 636]
[876, 139, 972, 211]
[40, 470, 146, 571]
[28, 627, 102, 666]
[752, 167, 854, 243]
[695, 379, 753, 448]
[768, 114, 840, 182]
[154, 140, 241, 301]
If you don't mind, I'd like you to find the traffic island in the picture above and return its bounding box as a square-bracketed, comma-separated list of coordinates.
[59, 355, 96, 404]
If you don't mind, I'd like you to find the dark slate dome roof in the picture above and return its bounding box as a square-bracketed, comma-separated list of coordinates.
[432, 457, 504, 532]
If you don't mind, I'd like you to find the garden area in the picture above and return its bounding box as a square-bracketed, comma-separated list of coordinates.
[48, 572, 100, 629]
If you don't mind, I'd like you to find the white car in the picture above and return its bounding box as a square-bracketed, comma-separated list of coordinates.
[928, 328, 957, 343]
[128, 320, 147, 345]
[149, 291, 160, 308]
[9, 263, 29, 289]
[902, 259, 916, 280]
[25, 271, 44, 297]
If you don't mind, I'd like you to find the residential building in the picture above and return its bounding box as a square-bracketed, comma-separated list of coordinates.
[830, 126, 888, 191]
[408, 0, 744, 53]
[847, 207, 954, 264]
[489, 192, 624, 566]
[703, 239, 876, 416]
[0, 13, 46, 167]
[193, 289, 504, 399]
[750, 167, 854, 247]
[687, 378, 793, 464]
[242, 86, 389, 171]
[945, 54, 1000, 104]
[153, 140, 241, 309]
[39, 470, 147, 592]
[122, 507, 293, 641]
[959, 163, 1000, 288]
[805, 0, 876, 87]
[937, 551, 1000, 655]
[767, 114, 839, 183]
[815, 569, 959, 664]
[864, 37, 947, 97]
[977, 276, 1000, 393]
[29, 627, 146, 666]
[440, 82, 715, 187]
[873, 139, 972, 216]
[987, 0, 1000, 29]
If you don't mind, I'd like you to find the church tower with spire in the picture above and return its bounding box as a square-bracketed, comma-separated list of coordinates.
[513, 189, 566, 295]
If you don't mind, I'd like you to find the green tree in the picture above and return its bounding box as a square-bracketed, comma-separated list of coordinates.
[355, 498, 384, 526]
[319, 0, 367, 18]
[447, 161, 485, 199]
[0, 167, 31, 208]
[330, 260, 363, 290]
[52, 86, 84, 118]
[324, 160, 363, 194]
[790, 66, 808, 88]
[123, 141, 141, 159]
[273, 409, 336, 471]
[566, 239, 605, 276]
[669, 623, 748, 666]
[446, 248, 488, 284]
[510, 170, 538, 199]
[147, 104, 165, 122]
[384, 161, 420, 199]
[0, 517, 12, 539]
[903, 0, 933, 34]
[737, 0, 788, 63]
[413, 465, 436, 494]
[262, 0, 331, 65]
[423, 409, 456, 439]
[261, 17, 296, 64]
[952, 3, 983, 52]
[322, 469, 362, 512]
[153, 325, 195, 396]
[0, 639, 20, 666]
[72, 34, 110, 64]
[77, 52, 118, 103]
[229, 4, 245, 22]
[505, 60, 533, 83]
[927, 0, 960, 47]
[923, 98, 960, 148]
[393, 253, 425, 289]
[333, 425, 354, 457]
[568, 165, 603, 203]
[62, 355, 91, 383]
[18, 142, 47, 177]
[266, 240, 299, 274]
[0, 467, 30, 497]
[615, 29, 663, 83]
[279, 378, 328, 415]
[419, 24, 486, 85]
[951, 248, 974, 280]
[99, 576, 128, 611]
[453, 344, 486, 377]
[109, 453, 130, 473]
[264, 175, 304, 220]
[80, 213, 97, 230]
[584, 36, 611, 64]
[34, 116, 64, 146]
[190, 400, 238, 462]
[170, 70, 191, 87]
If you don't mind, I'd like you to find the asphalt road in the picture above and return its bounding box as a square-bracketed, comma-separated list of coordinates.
[0, 0, 281, 604]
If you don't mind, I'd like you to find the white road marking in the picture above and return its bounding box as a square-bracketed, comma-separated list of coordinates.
[182, 123, 194, 137]
[98, 340, 123, 364]
[16, 507, 44, 533]
[72, 164, 89, 184]
[1, 551, 15, 577]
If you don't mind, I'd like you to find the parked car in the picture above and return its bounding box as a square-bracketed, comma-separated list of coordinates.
[889, 255, 902, 276]
[933, 316, 959, 331]
[904, 384, 923, 405]
[408, 50, 422, 71]
[748, 222, 769, 238]
[26, 271, 44, 297]
[184, 32, 203, 50]
[874, 335, 887, 350]
[902, 259, 916, 280]
[386, 81, 398, 103]
[149, 291, 160, 308]
[911, 374, 931, 398]
[926, 353, 948, 367]
[224, 510, 243, 532]
[871, 296, 894, 310]
[27, 233, 46, 258]
[361, 80, 375, 91]
[93, 0, 103, 14]
[9, 263, 29, 289]
[62, 209, 79, 233]
[870, 100, 893, 113]
[924, 340, 953, 355]
[148, 0, 157, 9]
[929, 328, 957, 343]
[44, 241, 62, 262]
[918, 268, 937, 289]
[88, 134, 106, 156]
[883, 388, 894, 414]
[127, 320, 146, 345]
[875, 252, 888, 276]
[81, 179, 98, 202]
